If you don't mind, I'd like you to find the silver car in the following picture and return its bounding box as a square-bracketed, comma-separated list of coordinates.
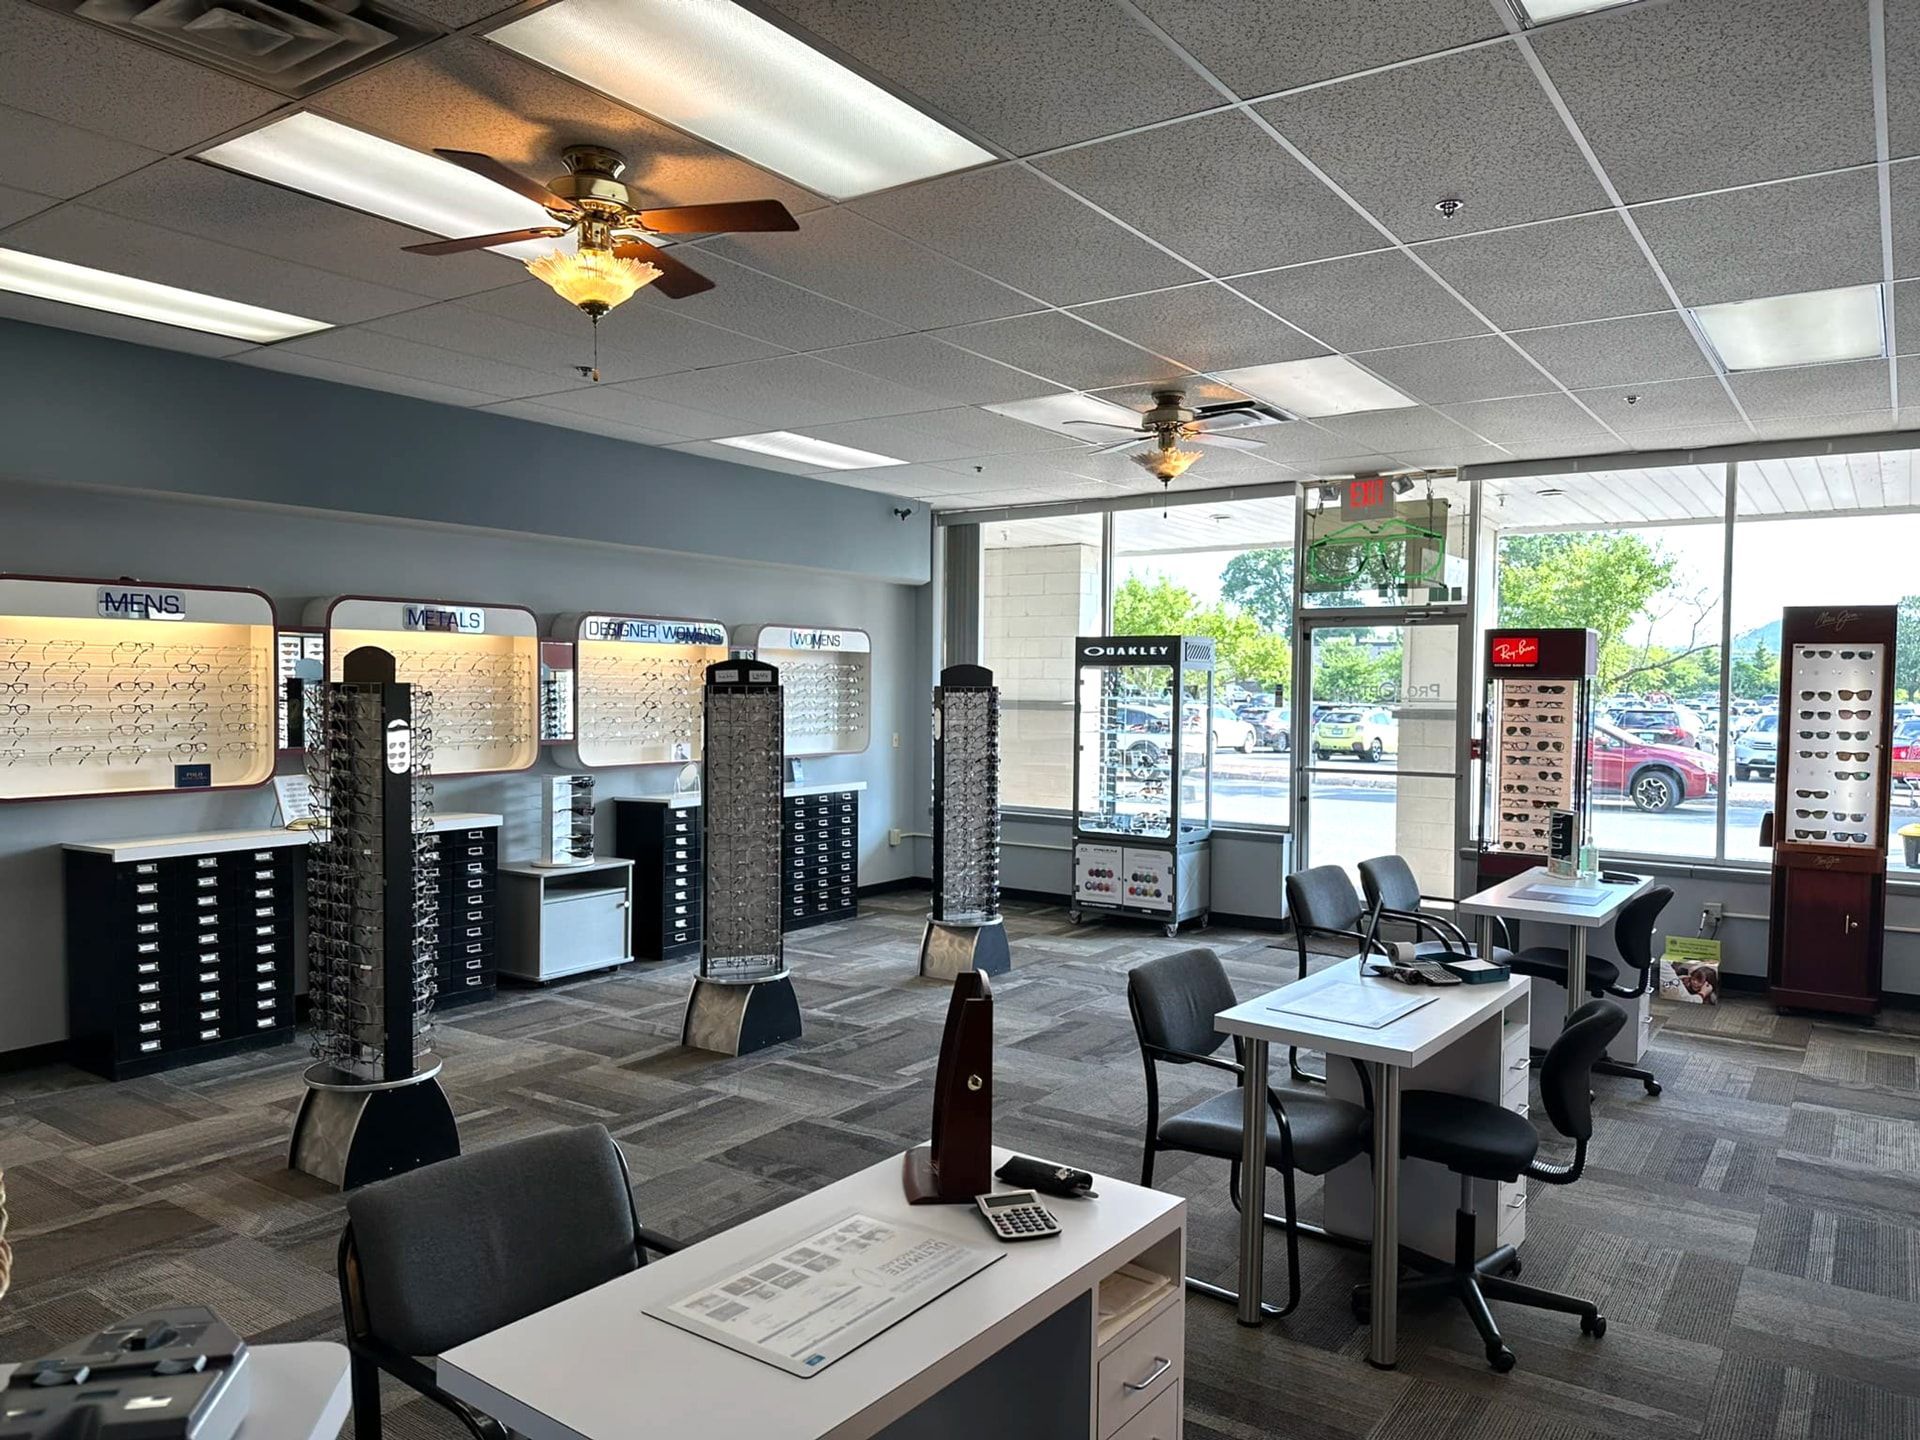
[1733, 712, 1777, 781]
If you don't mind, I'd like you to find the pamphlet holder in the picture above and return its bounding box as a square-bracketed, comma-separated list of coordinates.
[903, 972, 993, 1204]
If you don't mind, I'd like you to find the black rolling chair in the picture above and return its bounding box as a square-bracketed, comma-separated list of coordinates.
[1128, 947, 1371, 1318]
[1357, 854, 1514, 963]
[1511, 885, 1671, 1096]
[1353, 999, 1626, 1373]
[338, 1124, 682, 1440]
[1281, 865, 1388, 1084]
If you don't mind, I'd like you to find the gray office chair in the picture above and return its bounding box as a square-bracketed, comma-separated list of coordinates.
[337, 1124, 681, 1440]
[1511, 885, 1671, 1096]
[1127, 947, 1371, 1318]
[1356, 855, 1514, 963]
[1282, 865, 1386, 1084]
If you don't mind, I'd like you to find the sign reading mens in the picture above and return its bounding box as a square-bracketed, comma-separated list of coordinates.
[96, 587, 187, 620]
[403, 605, 484, 634]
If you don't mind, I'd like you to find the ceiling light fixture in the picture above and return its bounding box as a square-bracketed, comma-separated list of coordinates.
[0, 247, 329, 343]
[713, 431, 906, 470]
[1510, 0, 1641, 24]
[486, 0, 994, 201]
[1689, 283, 1886, 372]
[1132, 441, 1201, 483]
[526, 247, 661, 319]
[1213, 356, 1417, 418]
[984, 392, 1145, 438]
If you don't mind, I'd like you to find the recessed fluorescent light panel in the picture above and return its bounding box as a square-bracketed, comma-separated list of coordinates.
[1213, 356, 1416, 418]
[713, 431, 906, 470]
[1690, 284, 1886, 372]
[0, 248, 329, 343]
[984, 392, 1144, 439]
[486, 0, 994, 200]
[1511, 0, 1641, 24]
[199, 113, 562, 260]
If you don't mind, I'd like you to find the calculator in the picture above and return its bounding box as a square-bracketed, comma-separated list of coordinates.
[976, 1189, 1062, 1241]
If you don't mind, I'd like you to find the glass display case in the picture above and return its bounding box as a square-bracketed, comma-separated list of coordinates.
[558, 613, 728, 768]
[921, 665, 1009, 979]
[1477, 628, 1597, 880]
[1069, 635, 1213, 936]
[730, 624, 870, 757]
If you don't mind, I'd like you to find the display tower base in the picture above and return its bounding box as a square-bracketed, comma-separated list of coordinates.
[683, 973, 802, 1055]
[919, 917, 1011, 980]
[288, 1062, 459, 1191]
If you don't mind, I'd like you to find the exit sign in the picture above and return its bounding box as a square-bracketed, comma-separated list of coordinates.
[1340, 475, 1393, 519]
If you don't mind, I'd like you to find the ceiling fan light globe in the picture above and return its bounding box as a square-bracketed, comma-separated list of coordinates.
[1131, 445, 1201, 481]
[526, 246, 661, 315]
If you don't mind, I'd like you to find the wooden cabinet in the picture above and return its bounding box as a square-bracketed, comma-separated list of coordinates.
[1770, 864, 1881, 1014]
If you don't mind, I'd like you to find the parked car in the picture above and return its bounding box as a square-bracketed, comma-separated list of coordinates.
[1891, 717, 1920, 780]
[1312, 707, 1397, 762]
[1591, 721, 1716, 812]
[1608, 703, 1709, 751]
[1733, 712, 1778, 781]
[1211, 705, 1257, 753]
[1252, 706, 1291, 753]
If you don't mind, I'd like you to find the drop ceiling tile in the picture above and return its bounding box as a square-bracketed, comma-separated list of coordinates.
[0, 0, 281, 151]
[1035, 110, 1384, 276]
[1313, 406, 1487, 455]
[1392, 442, 1508, 470]
[813, 333, 1061, 405]
[1229, 249, 1486, 353]
[0, 184, 53, 227]
[1509, 313, 1714, 391]
[1090, 378, 1253, 411]
[761, 0, 1218, 153]
[1070, 283, 1325, 372]
[1, 204, 436, 324]
[268, 325, 584, 399]
[481, 398, 686, 447]
[83, 158, 523, 302]
[818, 465, 956, 497]
[666, 440, 831, 477]
[929, 451, 1104, 484]
[0, 291, 254, 357]
[1280, 453, 1401, 480]
[1243, 421, 1392, 466]
[1623, 422, 1756, 453]
[0, 104, 160, 199]
[1750, 410, 1897, 443]
[462, 280, 781, 376]
[1731, 360, 1892, 420]
[1257, 43, 1611, 243]
[799, 408, 1085, 464]
[852, 164, 1195, 306]
[1631, 169, 1882, 308]
[367, 300, 736, 389]
[625, 250, 902, 351]
[1413, 211, 1669, 330]
[1890, 0, 1920, 159]
[1571, 377, 1745, 435]
[234, 346, 504, 408]
[698, 207, 1033, 330]
[1437, 393, 1617, 448]
[509, 384, 738, 439]
[1354, 336, 1554, 404]
[317, 37, 821, 217]
[1137, 0, 1503, 99]
[1897, 279, 1920, 350]
[623, 353, 941, 428]
[388, 0, 520, 29]
[1530, 0, 1874, 202]
[1886, 162, 1920, 278]
[935, 311, 1188, 390]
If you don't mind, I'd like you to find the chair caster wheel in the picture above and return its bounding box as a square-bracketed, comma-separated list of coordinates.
[1644, 1080, 1662, 1097]
[1581, 1313, 1607, 1339]
[1348, 1288, 1370, 1321]
[1488, 1345, 1517, 1373]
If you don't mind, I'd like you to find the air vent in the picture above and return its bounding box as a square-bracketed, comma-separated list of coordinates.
[36, 0, 436, 96]
[1194, 400, 1294, 430]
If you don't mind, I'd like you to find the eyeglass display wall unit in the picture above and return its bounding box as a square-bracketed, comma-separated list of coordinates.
[1069, 635, 1213, 937]
[922, 665, 1007, 978]
[1767, 606, 1896, 1017]
[558, 613, 728, 768]
[1476, 628, 1598, 884]
[0, 576, 277, 801]
[276, 629, 325, 751]
[730, 624, 870, 758]
[539, 640, 575, 744]
[683, 658, 801, 1055]
[309, 596, 539, 776]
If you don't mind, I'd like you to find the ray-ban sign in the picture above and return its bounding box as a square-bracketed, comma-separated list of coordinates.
[1490, 636, 1540, 667]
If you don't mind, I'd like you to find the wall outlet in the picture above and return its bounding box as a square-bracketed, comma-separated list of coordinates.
[892, 732, 900, 748]
[1701, 901, 1724, 931]
[887, 827, 902, 847]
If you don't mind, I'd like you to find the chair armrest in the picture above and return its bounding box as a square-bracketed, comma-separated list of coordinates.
[637, 1225, 684, 1257]
[1377, 907, 1471, 954]
[1145, 1043, 1245, 1079]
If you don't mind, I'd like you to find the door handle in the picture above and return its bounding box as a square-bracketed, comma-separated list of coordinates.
[1124, 1356, 1172, 1392]
[1844, 913, 1860, 934]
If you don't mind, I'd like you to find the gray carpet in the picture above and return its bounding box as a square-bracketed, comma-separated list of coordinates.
[2, 892, 1919, 1438]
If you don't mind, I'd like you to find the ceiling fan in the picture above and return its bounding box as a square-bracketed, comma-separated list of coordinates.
[402, 143, 797, 326]
[1065, 389, 1291, 485]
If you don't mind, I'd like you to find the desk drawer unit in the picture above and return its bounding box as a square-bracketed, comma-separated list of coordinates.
[1110, 1382, 1180, 1440]
[65, 843, 303, 1080]
[612, 799, 703, 961]
[781, 790, 858, 932]
[1096, 1301, 1182, 1438]
[420, 824, 500, 1009]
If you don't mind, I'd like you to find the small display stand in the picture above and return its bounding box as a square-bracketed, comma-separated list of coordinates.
[1477, 628, 1598, 887]
[1766, 606, 1894, 1017]
[309, 596, 539, 776]
[730, 623, 871, 757]
[903, 972, 994, 1204]
[682, 658, 801, 1055]
[921, 665, 1008, 979]
[538, 639, 574, 743]
[558, 612, 728, 767]
[538, 773, 596, 867]
[287, 647, 458, 1190]
[1068, 635, 1214, 937]
[276, 628, 325, 751]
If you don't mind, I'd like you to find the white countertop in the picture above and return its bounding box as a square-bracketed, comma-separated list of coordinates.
[1216, 963, 1529, 1068]
[439, 1147, 1181, 1440]
[498, 857, 633, 879]
[615, 781, 867, 807]
[1456, 865, 1650, 928]
[66, 811, 502, 861]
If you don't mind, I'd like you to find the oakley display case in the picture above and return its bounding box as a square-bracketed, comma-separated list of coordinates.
[1477, 628, 1597, 885]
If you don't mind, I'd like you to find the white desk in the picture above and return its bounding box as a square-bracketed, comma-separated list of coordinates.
[1456, 867, 1650, 1021]
[439, 1148, 1186, 1440]
[1216, 965, 1530, 1369]
[0, 1342, 350, 1440]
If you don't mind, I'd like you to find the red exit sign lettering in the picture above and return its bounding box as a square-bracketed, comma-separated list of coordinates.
[1340, 474, 1393, 519]
[1491, 636, 1540, 667]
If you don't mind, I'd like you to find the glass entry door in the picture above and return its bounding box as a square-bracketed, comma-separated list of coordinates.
[1294, 617, 1464, 896]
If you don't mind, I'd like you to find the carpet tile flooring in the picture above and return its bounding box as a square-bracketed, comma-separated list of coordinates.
[3, 892, 1920, 1438]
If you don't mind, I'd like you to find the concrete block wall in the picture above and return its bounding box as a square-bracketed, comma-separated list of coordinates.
[985, 543, 1101, 811]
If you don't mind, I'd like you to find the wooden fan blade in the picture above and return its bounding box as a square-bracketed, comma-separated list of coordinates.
[433, 149, 578, 215]
[1088, 436, 1151, 455]
[1062, 420, 1148, 435]
[633, 200, 798, 235]
[1191, 431, 1265, 452]
[612, 240, 715, 299]
[401, 226, 569, 256]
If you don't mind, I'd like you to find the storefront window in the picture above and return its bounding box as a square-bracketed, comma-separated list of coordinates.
[981, 514, 1102, 810]
[1109, 498, 1294, 827]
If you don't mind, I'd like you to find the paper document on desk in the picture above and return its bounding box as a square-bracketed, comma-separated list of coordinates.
[1270, 987, 1438, 1029]
[644, 1211, 1001, 1378]
[1512, 884, 1610, 906]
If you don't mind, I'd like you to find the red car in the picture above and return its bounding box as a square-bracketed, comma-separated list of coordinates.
[1591, 721, 1716, 813]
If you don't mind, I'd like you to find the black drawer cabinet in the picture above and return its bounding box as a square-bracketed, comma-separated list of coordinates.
[781, 791, 859, 932]
[65, 843, 304, 1080]
[613, 799, 703, 961]
[418, 823, 500, 1009]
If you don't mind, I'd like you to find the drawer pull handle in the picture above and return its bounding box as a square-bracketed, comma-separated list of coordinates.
[1509, 1057, 1528, 1072]
[1124, 1357, 1172, 1393]
[1508, 1192, 1528, 1209]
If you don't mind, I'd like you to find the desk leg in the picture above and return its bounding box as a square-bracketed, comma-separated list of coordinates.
[1236, 1038, 1269, 1327]
[1566, 925, 1587, 1018]
[1367, 1062, 1401, 1369]
[1477, 915, 1495, 961]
